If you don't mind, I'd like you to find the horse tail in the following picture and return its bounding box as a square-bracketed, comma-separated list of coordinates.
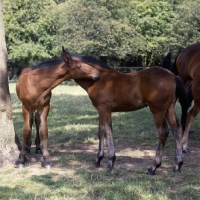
[170, 55, 178, 75]
[175, 76, 191, 131]
[161, 51, 180, 75]
[161, 51, 172, 70]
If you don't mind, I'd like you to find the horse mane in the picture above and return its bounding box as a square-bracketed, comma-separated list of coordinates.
[31, 59, 63, 70]
[71, 54, 114, 70]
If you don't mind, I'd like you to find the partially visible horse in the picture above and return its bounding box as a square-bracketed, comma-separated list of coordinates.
[16, 47, 100, 168]
[68, 50, 189, 175]
[165, 42, 200, 154]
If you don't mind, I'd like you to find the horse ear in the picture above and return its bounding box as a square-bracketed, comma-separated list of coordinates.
[61, 46, 72, 65]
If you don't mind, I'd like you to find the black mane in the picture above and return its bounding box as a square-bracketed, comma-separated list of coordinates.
[71, 54, 114, 70]
[31, 59, 63, 70]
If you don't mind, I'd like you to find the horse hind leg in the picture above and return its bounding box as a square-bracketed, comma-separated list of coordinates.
[35, 111, 42, 154]
[147, 112, 169, 175]
[166, 106, 183, 172]
[182, 103, 200, 154]
[182, 79, 200, 154]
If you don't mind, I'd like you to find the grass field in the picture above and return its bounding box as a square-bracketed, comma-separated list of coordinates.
[1, 81, 200, 200]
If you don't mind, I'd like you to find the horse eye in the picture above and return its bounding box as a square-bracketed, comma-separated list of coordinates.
[78, 65, 81, 69]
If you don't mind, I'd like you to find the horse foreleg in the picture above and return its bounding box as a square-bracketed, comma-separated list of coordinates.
[148, 112, 169, 175]
[18, 106, 33, 168]
[105, 122, 116, 171]
[95, 109, 116, 171]
[166, 106, 183, 172]
[25, 112, 33, 153]
[94, 126, 105, 168]
[35, 111, 42, 154]
[38, 106, 51, 169]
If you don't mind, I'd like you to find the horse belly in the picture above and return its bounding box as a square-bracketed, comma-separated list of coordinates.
[112, 98, 147, 112]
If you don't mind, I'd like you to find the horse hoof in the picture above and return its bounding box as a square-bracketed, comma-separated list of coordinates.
[17, 162, 25, 168]
[93, 161, 100, 168]
[147, 167, 155, 175]
[36, 148, 42, 155]
[173, 167, 181, 173]
[183, 148, 190, 154]
[106, 164, 113, 172]
[44, 163, 51, 169]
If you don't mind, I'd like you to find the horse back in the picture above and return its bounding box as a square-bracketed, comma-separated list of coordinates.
[86, 67, 176, 112]
[177, 42, 200, 82]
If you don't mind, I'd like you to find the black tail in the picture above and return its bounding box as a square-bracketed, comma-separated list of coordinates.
[170, 55, 178, 75]
[161, 51, 172, 70]
[161, 51, 179, 75]
[175, 76, 191, 131]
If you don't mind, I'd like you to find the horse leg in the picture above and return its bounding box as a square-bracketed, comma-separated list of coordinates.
[35, 111, 42, 154]
[94, 108, 116, 171]
[105, 121, 116, 171]
[182, 78, 200, 153]
[147, 112, 169, 175]
[25, 112, 33, 153]
[18, 106, 32, 167]
[38, 105, 51, 169]
[182, 104, 200, 154]
[166, 105, 183, 172]
[94, 126, 105, 168]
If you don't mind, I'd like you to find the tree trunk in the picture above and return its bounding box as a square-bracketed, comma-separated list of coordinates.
[0, 0, 19, 167]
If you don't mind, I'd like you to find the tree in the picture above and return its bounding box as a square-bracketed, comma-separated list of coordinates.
[0, 0, 19, 167]
[171, 0, 200, 51]
[128, 0, 176, 66]
[3, 0, 60, 75]
[57, 0, 145, 67]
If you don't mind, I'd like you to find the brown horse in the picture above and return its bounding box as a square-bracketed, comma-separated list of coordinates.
[169, 42, 200, 154]
[66, 51, 189, 175]
[16, 47, 100, 168]
[29, 48, 189, 174]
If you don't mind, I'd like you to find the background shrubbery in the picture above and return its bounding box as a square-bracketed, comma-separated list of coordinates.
[3, 0, 200, 76]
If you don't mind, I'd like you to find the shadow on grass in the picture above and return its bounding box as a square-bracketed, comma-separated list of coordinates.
[0, 186, 37, 199]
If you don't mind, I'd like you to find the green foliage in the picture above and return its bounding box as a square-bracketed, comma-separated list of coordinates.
[171, 0, 200, 51]
[128, 0, 176, 66]
[58, 0, 145, 66]
[3, 0, 58, 68]
[3, 0, 200, 71]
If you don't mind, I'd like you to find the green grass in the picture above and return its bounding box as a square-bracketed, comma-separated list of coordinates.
[1, 81, 200, 200]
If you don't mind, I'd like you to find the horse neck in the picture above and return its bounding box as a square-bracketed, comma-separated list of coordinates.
[74, 79, 95, 92]
[32, 66, 67, 92]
